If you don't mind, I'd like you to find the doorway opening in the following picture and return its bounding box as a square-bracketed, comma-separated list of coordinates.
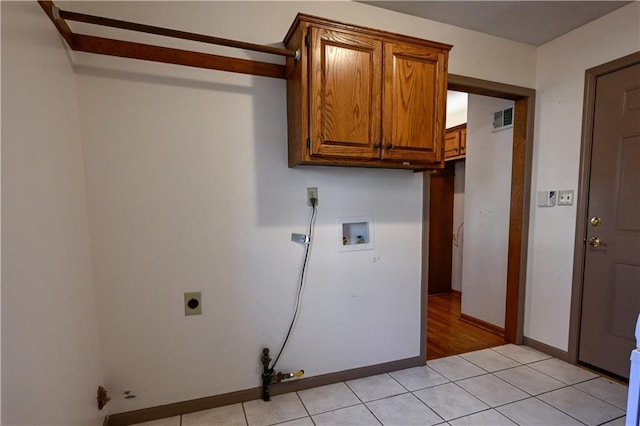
[420, 75, 536, 361]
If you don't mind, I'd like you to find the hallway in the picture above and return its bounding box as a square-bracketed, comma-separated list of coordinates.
[427, 293, 506, 360]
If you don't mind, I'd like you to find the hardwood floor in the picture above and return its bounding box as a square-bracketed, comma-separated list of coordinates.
[427, 292, 506, 360]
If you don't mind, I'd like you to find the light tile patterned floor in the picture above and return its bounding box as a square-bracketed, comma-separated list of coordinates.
[132, 345, 628, 426]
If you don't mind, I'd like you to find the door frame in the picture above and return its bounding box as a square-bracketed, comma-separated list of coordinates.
[568, 51, 640, 364]
[421, 74, 536, 360]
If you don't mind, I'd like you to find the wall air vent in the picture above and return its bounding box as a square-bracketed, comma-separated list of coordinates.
[492, 106, 514, 132]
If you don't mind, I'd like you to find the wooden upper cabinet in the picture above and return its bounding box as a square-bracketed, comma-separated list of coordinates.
[460, 127, 467, 155]
[444, 123, 467, 161]
[444, 129, 461, 158]
[284, 14, 452, 170]
[309, 27, 382, 159]
[382, 41, 447, 164]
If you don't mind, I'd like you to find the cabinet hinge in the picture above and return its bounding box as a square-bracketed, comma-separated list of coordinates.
[304, 34, 310, 47]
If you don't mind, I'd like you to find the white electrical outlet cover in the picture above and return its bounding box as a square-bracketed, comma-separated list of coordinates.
[184, 292, 202, 315]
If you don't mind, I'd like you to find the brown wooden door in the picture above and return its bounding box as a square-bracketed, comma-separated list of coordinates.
[309, 27, 382, 159]
[428, 163, 455, 294]
[382, 41, 446, 163]
[579, 62, 640, 379]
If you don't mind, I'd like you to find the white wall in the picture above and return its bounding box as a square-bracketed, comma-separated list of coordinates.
[1, 0, 542, 419]
[4, 0, 636, 420]
[446, 91, 469, 128]
[447, 91, 468, 293]
[461, 95, 514, 328]
[525, 2, 640, 350]
[63, 0, 537, 413]
[1, 2, 104, 425]
[451, 161, 465, 293]
[0, 2, 3, 419]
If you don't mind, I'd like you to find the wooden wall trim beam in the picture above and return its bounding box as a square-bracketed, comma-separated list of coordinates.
[72, 34, 286, 79]
[37, 0, 287, 79]
[58, 8, 297, 59]
[505, 96, 533, 343]
[39, 0, 74, 46]
[448, 74, 534, 100]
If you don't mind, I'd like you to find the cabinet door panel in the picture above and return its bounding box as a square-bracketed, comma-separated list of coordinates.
[382, 42, 446, 163]
[444, 131, 460, 158]
[460, 127, 467, 155]
[309, 27, 382, 159]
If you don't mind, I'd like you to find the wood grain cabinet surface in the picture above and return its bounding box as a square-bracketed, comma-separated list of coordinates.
[444, 123, 467, 161]
[284, 14, 452, 170]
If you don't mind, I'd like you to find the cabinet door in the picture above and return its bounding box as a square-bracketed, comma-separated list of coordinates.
[382, 41, 447, 163]
[444, 130, 460, 158]
[309, 27, 382, 159]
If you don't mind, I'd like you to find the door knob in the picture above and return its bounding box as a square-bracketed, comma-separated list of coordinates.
[386, 143, 393, 149]
[587, 236, 607, 247]
[590, 217, 602, 226]
[374, 142, 381, 149]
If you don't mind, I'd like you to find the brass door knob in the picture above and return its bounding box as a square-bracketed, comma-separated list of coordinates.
[587, 236, 607, 247]
[590, 217, 602, 226]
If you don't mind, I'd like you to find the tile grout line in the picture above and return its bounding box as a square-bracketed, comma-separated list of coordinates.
[293, 389, 315, 426]
[454, 377, 531, 412]
[488, 344, 553, 365]
[571, 378, 629, 410]
[350, 372, 450, 425]
[491, 366, 574, 397]
[387, 365, 456, 424]
[525, 360, 603, 387]
[241, 400, 250, 426]
[296, 381, 380, 417]
[596, 414, 627, 426]
[396, 376, 453, 394]
[458, 352, 524, 374]
[387, 369, 412, 393]
[533, 369, 628, 402]
[403, 388, 448, 424]
[443, 407, 501, 424]
[493, 406, 521, 426]
[412, 380, 491, 423]
[344, 377, 385, 426]
[427, 355, 490, 381]
[532, 394, 591, 425]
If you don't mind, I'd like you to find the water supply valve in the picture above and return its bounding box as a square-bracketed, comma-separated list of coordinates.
[260, 348, 304, 401]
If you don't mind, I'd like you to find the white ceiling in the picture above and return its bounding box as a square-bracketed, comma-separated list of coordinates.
[360, 1, 633, 46]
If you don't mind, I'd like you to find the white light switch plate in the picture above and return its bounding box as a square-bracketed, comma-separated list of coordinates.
[558, 190, 574, 206]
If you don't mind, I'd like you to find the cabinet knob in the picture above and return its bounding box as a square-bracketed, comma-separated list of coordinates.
[374, 142, 381, 149]
[386, 143, 393, 150]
